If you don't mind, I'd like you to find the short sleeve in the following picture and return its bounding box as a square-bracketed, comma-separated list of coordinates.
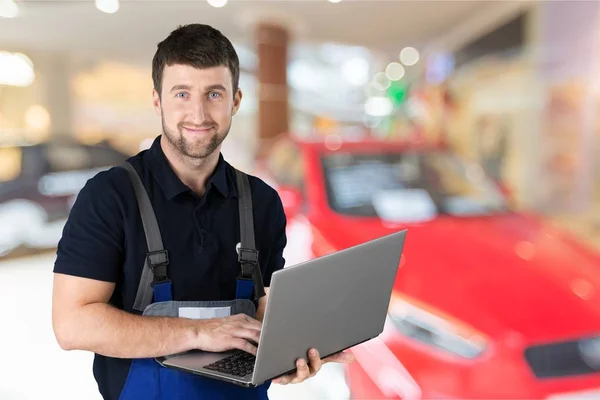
[261, 191, 287, 286]
[53, 169, 125, 282]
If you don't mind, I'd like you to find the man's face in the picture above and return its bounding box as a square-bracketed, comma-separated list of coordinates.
[153, 64, 242, 159]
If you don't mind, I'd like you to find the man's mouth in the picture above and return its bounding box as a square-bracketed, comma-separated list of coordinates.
[181, 125, 214, 134]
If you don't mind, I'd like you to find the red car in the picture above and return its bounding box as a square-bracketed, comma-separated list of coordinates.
[260, 136, 600, 399]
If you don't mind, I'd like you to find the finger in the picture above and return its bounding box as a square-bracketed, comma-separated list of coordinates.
[324, 351, 355, 364]
[290, 358, 310, 384]
[242, 321, 262, 332]
[307, 349, 322, 376]
[233, 328, 261, 345]
[273, 373, 296, 385]
[238, 315, 262, 331]
[232, 338, 258, 355]
[273, 374, 293, 385]
[231, 313, 261, 326]
[230, 313, 247, 322]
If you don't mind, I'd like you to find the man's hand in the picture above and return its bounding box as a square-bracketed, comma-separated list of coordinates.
[272, 348, 355, 385]
[196, 313, 262, 355]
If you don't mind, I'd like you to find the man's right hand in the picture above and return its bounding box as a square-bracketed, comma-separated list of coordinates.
[53, 273, 263, 359]
[195, 313, 262, 355]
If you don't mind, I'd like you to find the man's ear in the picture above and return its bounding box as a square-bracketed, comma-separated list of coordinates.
[231, 88, 243, 116]
[152, 89, 162, 116]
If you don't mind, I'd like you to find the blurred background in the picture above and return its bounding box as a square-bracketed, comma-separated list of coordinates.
[2, 0, 600, 399]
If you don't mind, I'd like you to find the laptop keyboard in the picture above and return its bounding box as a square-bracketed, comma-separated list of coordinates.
[204, 350, 256, 377]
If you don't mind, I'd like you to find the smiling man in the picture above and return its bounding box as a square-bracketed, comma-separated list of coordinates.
[50, 24, 352, 400]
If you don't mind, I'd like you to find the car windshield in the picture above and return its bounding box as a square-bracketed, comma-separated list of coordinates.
[321, 150, 509, 221]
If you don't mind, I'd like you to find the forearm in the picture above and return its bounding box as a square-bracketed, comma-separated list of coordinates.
[57, 302, 199, 359]
[255, 287, 270, 322]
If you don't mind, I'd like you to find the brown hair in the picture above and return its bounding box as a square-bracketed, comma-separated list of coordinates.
[152, 24, 240, 97]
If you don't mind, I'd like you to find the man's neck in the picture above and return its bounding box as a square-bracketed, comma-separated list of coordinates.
[160, 135, 220, 196]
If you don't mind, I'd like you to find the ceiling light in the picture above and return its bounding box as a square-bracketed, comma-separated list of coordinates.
[385, 62, 405, 81]
[0, 0, 18, 18]
[95, 0, 119, 14]
[207, 0, 228, 7]
[341, 57, 369, 86]
[328, 0, 343, 3]
[365, 97, 393, 117]
[0, 52, 35, 87]
[25, 105, 51, 132]
[400, 47, 420, 66]
[288, 60, 324, 92]
[372, 72, 391, 91]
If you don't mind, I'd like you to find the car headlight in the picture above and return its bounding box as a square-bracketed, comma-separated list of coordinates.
[388, 295, 487, 359]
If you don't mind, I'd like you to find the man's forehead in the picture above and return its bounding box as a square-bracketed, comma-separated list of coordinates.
[162, 64, 232, 88]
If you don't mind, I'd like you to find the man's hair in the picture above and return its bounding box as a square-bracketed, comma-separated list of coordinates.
[152, 24, 240, 97]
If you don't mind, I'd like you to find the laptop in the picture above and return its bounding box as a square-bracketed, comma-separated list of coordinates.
[160, 229, 407, 387]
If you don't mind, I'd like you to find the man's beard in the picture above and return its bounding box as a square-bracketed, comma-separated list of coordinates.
[161, 117, 230, 159]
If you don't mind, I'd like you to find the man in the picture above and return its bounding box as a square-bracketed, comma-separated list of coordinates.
[51, 24, 353, 400]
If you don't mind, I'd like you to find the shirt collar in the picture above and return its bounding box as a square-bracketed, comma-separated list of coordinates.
[145, 135, 230, 200]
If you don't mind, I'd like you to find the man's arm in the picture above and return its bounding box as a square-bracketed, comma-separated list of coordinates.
[52, 273, 262, 358]
[52, 169, 260, 359]
[255, 186, 288, 322]
[255, 287, 269, 322]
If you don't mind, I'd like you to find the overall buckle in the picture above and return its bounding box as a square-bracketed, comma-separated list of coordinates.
[237, 248, 259, 264]
[147, 250, 170, 285]
[236, 247, 264, 301]
[237, 248, 258, 280]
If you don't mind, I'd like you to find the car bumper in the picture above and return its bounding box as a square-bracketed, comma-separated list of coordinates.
[348, 339, 600, 399]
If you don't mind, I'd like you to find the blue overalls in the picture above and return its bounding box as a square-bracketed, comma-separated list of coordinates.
[118, 162, 271, 400]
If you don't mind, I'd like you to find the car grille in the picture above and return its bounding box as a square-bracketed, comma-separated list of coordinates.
[524, 338, 600, 379]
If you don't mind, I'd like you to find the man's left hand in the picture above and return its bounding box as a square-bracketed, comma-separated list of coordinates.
[272, 348, 355, 385]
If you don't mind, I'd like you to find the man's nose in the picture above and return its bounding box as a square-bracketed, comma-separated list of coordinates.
[189, 101, 206, 123]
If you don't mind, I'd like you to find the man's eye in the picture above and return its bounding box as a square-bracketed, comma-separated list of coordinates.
[208, 92, 221, 99]
[176, 92, 188, 98]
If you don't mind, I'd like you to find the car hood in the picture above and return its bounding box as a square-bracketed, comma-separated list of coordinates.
[318, 212, 600, 344]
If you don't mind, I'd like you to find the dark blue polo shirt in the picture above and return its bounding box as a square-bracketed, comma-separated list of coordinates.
[53, 135, 287, 400]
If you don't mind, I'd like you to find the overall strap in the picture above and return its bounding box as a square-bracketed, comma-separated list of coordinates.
[234, 169, 265, 302]
[121, 162, 172, 311]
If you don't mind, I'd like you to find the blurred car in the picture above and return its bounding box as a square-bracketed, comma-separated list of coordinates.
[260, 135, 600, 399]
[0, 141, 128, 258]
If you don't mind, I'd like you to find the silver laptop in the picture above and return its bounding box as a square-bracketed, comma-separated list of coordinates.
[161, 229, 407, 387]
